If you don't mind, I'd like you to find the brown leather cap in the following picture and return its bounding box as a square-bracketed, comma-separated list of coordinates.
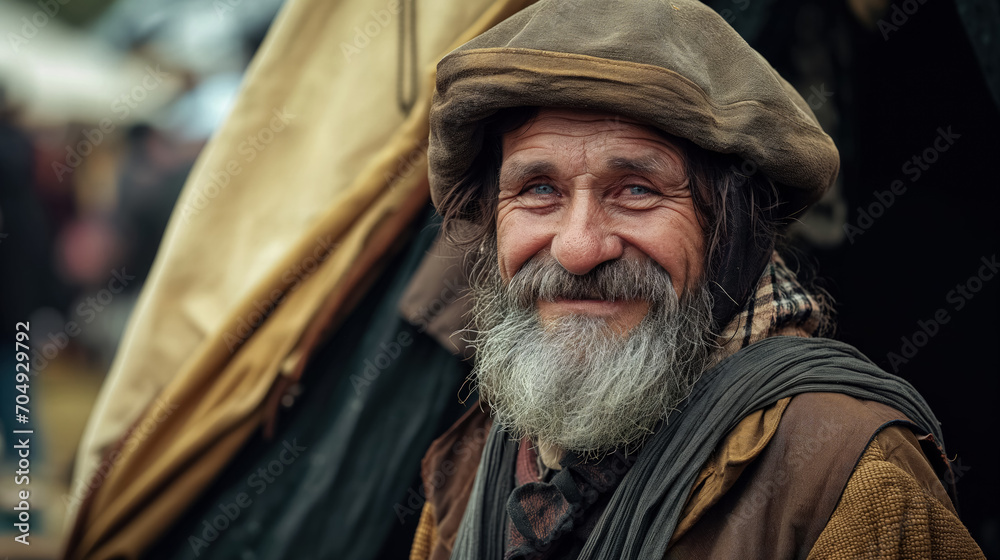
[428, 0, 840, 212]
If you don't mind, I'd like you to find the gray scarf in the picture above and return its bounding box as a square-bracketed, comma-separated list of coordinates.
[450, 336, 945, 560]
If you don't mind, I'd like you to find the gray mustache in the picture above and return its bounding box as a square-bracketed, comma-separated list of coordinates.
[505, 256, 676, 309]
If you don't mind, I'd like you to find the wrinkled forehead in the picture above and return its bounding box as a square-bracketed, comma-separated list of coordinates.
[499, 107, 689, 184]
[502, 107, 679, 147]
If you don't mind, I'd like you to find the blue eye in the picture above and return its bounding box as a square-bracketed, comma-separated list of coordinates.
[628, 185, 651, 195]
[530, 184, 556, 195]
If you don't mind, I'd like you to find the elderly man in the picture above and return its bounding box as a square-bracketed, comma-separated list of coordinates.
[409, 0, 985, 559]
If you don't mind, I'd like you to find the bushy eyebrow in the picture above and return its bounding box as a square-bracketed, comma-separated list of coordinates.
[499, 160, 557, 189]
[606, 156, 671, 177]
[498, 155, 681, 190]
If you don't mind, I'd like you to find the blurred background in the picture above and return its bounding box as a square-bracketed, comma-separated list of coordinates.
[0, 0, 282, 555]
[0, 0, 996, 557]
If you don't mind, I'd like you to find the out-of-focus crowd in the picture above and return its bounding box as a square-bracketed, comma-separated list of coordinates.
[0, 0, 281, 553]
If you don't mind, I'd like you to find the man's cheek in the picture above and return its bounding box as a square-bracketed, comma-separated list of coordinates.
[496, 223, 544, 282]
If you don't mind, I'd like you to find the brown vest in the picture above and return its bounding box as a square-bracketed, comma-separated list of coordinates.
[419, 393, 947, 560]
[665, 392, 946, 559]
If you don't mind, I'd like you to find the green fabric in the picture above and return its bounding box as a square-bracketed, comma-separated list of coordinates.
[452, 336, 945, 560]
[150, 207, 470, 560]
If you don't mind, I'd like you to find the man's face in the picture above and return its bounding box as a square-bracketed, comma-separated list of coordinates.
[496, 108, 704, 334]
[468, 108, 714, 455]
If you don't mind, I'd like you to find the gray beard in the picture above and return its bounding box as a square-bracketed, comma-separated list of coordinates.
[469, 242, 715, 456]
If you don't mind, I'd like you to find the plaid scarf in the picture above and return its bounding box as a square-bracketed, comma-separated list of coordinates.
[713, 251, 831, 361]
[503, 251, 830, 560]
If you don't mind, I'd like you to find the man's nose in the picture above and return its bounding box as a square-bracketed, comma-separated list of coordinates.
[550, 195, 624, 275]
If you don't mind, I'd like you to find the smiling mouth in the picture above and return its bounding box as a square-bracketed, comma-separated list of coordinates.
[548, 288, 612, 301]
[541, 297, 633, 316]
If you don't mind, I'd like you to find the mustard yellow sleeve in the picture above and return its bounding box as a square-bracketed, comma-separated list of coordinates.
[410, 501, 439, 560]
[808, 429, 985, 559]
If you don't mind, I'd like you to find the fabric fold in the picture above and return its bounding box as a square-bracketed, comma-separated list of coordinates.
[451, 336, 946, 560]
[62, 0, 541, 558]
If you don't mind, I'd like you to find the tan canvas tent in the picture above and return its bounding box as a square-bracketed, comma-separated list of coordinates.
[62, 0, 534, 557]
